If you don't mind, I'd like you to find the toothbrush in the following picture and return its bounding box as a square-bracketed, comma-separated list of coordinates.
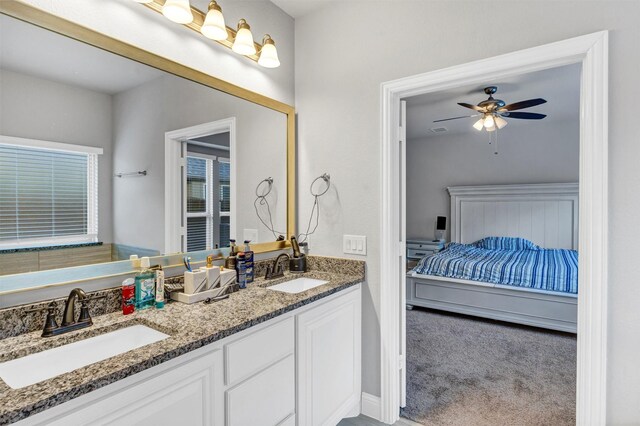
[183, 256, 192, 272]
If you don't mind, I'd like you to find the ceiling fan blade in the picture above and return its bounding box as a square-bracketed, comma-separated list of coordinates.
[500, 98, 547, 111]
[503, 112, 547, 120]
[433, 114, 479, 123]
[457, 102, 485, 112]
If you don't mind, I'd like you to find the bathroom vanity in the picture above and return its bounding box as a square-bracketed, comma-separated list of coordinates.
[0, 4, 365, 425]
[0, 258, 364, 425]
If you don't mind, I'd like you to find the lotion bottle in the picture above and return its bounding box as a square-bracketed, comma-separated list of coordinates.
[155, 269, 165, 309]
[243, 240, 254, 284]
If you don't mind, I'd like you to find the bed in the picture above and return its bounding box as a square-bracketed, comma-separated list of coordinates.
[406, 183, 579, 333]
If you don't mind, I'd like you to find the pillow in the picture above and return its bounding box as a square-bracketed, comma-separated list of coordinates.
[474, 237, 540, 251]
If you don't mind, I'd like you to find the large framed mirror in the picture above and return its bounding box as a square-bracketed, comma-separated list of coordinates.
[0, 1, 295, 299]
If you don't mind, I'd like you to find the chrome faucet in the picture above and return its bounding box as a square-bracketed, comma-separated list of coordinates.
[265, 253, 290, 279]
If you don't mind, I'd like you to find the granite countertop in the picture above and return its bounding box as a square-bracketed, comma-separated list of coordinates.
[0, 257, 365, 424]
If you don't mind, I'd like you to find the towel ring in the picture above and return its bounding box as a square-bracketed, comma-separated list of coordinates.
[255, 177, 274, 197]
[310, 173, 330, 197]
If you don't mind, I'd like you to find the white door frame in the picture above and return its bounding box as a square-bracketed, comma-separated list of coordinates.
[164, 118, 236, 254]
[380, 32, 608, 424]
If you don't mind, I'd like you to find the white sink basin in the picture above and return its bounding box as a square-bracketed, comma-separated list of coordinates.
[0, 324, 169, 389]
[267, 277, 329, 294]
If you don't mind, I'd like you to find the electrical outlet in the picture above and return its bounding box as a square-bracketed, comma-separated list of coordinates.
[343, 235, 367, 255]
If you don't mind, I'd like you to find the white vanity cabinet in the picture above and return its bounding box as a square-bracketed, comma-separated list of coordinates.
[21, 346, 225, 426]
[18, 284, 361, 426]
[297, 287, 361, 426]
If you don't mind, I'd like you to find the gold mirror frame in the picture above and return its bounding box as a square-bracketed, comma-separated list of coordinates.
[0, 1, 295, 257]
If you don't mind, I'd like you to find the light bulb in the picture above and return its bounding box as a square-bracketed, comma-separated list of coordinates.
[201, 1, 227, 40]
[258, 35, 280, 68]
[473, 118, 484, 131]
[232, 19, 256, 55]
[494, 115, 508, 129]
[483, 115, 495, 129]
[162, 0, 193, 24]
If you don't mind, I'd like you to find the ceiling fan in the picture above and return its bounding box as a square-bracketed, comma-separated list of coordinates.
[434, 86, 547, 132]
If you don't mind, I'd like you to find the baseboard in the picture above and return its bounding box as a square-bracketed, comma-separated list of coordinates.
[361, 392, 382, 421]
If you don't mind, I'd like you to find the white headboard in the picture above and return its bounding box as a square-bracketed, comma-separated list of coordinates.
[448, 183, 579, 249]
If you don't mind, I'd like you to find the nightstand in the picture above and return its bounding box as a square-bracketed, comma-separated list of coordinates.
[406, 238, 445, 261]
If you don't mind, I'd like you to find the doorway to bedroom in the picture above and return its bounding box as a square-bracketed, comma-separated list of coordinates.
[399, 63, 580, 425]
[379, 32, 608, 426]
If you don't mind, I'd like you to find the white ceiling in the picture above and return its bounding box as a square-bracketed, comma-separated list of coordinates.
[406, 63, 581, 140]
[0, 15, 164, 95]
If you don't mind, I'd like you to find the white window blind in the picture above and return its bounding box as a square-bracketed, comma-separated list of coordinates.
[185, 154, 231, 251]
[0, 140, 99, 249]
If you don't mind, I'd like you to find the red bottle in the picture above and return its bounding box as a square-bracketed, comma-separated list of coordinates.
[122, 278, 135, 315]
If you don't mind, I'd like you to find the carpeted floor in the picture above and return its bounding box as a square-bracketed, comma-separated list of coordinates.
[401, 308, 576, 426]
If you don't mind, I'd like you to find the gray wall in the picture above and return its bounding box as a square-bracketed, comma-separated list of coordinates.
[406, 120, 579, 241]
[112, 74, 287, 252]
[0, 69, 114, 243]
[294, 1, 640, 422]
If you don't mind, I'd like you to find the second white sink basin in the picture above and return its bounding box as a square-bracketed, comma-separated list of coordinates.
[267, 277, 329, 294]
[0, 324, 169, 389]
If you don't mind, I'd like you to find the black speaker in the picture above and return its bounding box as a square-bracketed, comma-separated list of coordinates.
[435, 216, 447, 241]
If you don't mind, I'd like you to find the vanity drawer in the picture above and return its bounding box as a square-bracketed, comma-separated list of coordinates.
[407, 248, 435, 259]
[225, 354, 295, 426]
[224, 316, 294, 386]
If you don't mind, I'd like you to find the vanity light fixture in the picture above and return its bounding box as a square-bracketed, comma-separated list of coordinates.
[201, 1, 227, 41]
[232, 19, 256, 55]
[134, 0, 280, 68]
[162, 0, 194, 24]
[257, 35, 280, 68]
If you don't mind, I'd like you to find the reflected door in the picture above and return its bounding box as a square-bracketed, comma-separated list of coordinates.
[185, 154, 231, 252]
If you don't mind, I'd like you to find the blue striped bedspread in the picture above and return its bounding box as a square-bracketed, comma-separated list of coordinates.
[413, 242, 578, 294]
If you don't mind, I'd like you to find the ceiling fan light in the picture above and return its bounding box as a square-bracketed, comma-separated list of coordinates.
[201, 1, 227, 40]
[232, 19, 256, 55]
[162, 0, 193, 24]
[483, 115, 495, 129]
[258, 35, 280, 68]
[473, 119, 484, 131]
[132, 0, 153, 3]
[486, 125, 497, 132]
[495, 115, 508, 129]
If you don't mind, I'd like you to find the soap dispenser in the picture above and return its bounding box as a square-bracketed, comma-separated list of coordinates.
[201, 255, 220, 290]
[224, 239, 237, 270]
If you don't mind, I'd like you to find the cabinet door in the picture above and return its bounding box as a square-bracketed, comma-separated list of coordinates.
[225, 354, 295, 426]
[31, 349, 223, 426]
[297, 287, 361, 426]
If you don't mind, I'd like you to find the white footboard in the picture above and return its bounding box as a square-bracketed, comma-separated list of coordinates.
[406, 274, 577, 333]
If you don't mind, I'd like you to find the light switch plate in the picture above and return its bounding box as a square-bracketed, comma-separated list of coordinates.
[343, 235, 367, 255]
